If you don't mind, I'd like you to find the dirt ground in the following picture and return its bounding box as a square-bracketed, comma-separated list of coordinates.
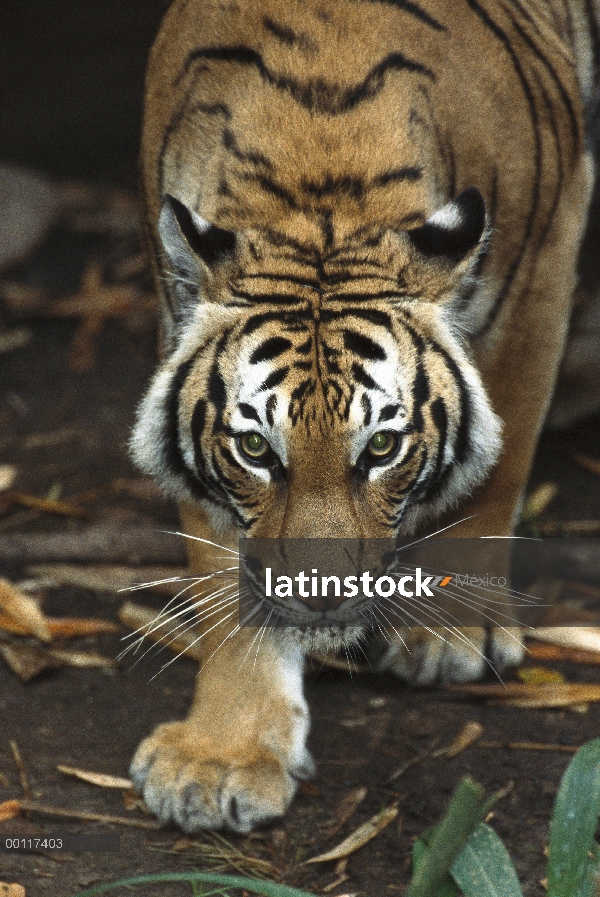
[2, 3, 600, 896]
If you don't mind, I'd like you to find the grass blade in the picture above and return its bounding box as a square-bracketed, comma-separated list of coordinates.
[412, 838, 457, 896]
[406, 777, 486, 897]
[71, 871, 316, 897]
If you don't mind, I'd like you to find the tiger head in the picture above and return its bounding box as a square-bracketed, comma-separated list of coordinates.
[132, 187, 502, 545]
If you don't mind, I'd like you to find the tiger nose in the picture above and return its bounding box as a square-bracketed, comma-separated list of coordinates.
[280, 491, 362, 538]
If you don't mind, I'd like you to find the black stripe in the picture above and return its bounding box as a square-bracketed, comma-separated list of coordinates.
[222, 129, 273, 168]
[263, 16, 317, 52]
[179, 45, 434, 114]
[361, 392, 373, 425]
[164, 356, 206, 500]
[374, 166, 423, 186]
[466, 0, 541, 337]
[231, 288, 305, 305]
[302, 174, 366, 199]
[321, 210, 334, 251]
[327, 291, 408, 301]
[503, 3, 580, 150]
[429, 396, 448, 483]
[429, 344, 471, 466]
[250, 337, 293, 364]
[265, 394, 278, 426]
[296, 337, 312, 354]
[343, 329, 387, 360]
[188, 397, 236, 509]
[239, 402, 262, 423]
[245, 173, 300, 209]
[351, 362, 382, 390]
[320, 307, 393, 327]
[259, 366, 290, 391]
[411, 357, 430, 432]
[531, 70, 563, 244]
[378, 403, 401, 422]
[241, 310, 309, 335]
[361, 0, 446, 32]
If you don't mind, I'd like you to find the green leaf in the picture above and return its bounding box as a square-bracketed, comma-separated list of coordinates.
[412, 838, 457, 897]
[573, 842, 600, 897]
[548, 738, 600, 897]
[451, 823, 523, 897]
[70, 872, 316, 897]
[406, 777, 487, 897]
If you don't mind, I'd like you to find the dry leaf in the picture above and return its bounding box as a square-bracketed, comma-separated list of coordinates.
[47, 617, 121, 638]
[478, 741, 578, 753]
[531, 627, 600, 653]
[322, 787, 368, 837]
[0, 613, 119, 639]
[440, 720, 484, 758]
[10, 492, 86, 518]
[521, 482, 559, 519]
[0, 644, 57, 681]
[447, 682, 600, 708]
[527, 642, 600, 666]
[570, 451, 600, 478]
[306, 804, 398, 863]
[0, 281, 50, 314]
[0, 578, 50, 641]
[0, 466, 16, 492]
[0, 328, 31, 354]
[0, 884, 26, 897]
[46, 648, 117, 668]
[0, 800, 21, 822]
[517, 667, 566, 686]
[57, 765, 132, 789]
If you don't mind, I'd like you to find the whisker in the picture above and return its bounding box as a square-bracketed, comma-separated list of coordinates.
[162, 531, 240, 556]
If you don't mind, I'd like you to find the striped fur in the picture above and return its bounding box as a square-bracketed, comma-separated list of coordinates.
[134, 0, 598, 547]
[128, 0, 600, 833]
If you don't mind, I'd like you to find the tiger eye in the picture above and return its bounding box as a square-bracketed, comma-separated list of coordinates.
[240, 432, 269, 459]
[368, 431, 398, 458]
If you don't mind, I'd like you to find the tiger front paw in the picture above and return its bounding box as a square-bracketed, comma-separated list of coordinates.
[130, 719, 314, 833]
[377, 626, 524, 685]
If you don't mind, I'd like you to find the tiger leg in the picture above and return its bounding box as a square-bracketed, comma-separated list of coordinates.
[380, 151, 595, 684]
[130, 503, 314, 833]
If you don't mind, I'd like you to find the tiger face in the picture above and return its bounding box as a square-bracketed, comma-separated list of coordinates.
[132, 187, 502, 546]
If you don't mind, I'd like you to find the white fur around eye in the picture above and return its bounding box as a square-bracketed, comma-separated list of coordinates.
[429, 201, 463, 230]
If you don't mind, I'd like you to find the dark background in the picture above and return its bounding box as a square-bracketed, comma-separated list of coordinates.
[1, 0, 167, 188]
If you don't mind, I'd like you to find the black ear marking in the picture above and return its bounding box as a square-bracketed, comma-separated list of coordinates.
[164, 194, 236, 267]
[408, 187, 486, 261]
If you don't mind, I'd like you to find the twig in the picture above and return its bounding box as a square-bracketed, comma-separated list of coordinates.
[0, 523, 187, 564]
[477, 741, 579, 753]
[9, 740, 30, 801]
[385, 748, 434, 785]
[17, 800, 161, 829]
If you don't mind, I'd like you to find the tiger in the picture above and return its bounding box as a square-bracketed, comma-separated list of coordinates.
[128, 0, 600, 833]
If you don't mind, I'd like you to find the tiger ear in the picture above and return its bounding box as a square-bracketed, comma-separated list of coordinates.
[157, 194, 236, 300]
[407, 187, 487, 271]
